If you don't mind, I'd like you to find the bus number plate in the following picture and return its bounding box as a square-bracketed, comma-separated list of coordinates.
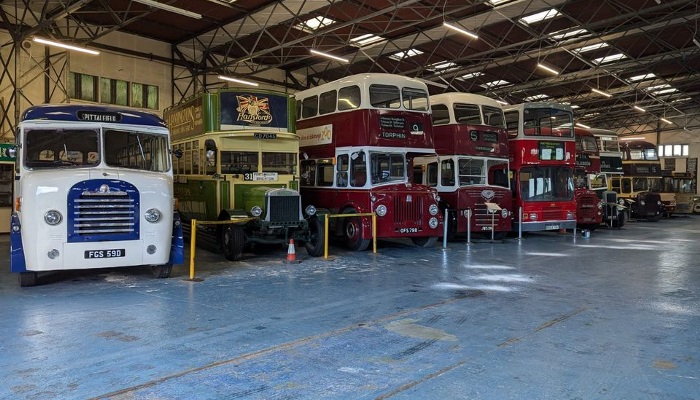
[399, 227, 418, 233]
[85, 249, 125, 259]
[545, 224, 560, 230]
[481, 226, 492, 231]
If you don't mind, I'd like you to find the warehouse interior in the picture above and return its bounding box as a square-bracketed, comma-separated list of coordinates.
[1, 1, 700, 399]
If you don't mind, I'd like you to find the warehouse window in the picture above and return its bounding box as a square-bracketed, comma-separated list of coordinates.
[659, 144, 688, 157]
[68, 72, 98, 102]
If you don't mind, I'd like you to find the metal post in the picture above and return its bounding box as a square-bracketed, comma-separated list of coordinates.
[491, 211, 495, 241]
[323, 214, 329, 259]
[372, 213, 377, 254]
[466, 208, 471, 244]
[443, 208, 448, 249]
[518, 206, 523, 239]
[189, 219, 197, 280]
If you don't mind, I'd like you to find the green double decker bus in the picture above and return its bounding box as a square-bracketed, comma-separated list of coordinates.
[164, 89, 324, 261]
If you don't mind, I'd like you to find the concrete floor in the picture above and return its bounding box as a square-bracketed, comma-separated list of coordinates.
[1, 218, 699, 400]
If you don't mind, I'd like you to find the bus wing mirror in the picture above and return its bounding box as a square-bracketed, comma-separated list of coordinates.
[8, 146, 17, 158]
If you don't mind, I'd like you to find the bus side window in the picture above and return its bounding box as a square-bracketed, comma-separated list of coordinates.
[431, 104, 450, 125]
[622, 179, 631, 193]
[317, 161, 334, 187]
[300, 160, 316, 186]
[302, 96, 318, 119]
[426, 162, 438, 187]
[441, 159, 455, 186]
[336, 154, 348, 187]
[504, 111, 519, 138]
[319, 90, 337, 115]
[610, 177, 621, 193]
[338, 85, 361, 110]
[350, 151, 366, 187]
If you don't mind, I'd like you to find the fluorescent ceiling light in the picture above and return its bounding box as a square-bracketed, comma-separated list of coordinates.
[536, 63, 559, 75]
[519, 9, 561, 25]
[591, 88, 612, 97]
[496, 100, 509, 105]
[310, 49, 349, 63]
[620, 136, 647, 141]
[633, 105, 646, 112]
[593, 53, 627, 65]
[133, 0, 202, 19]
[487, 0, 511, 6]
[576, 123, 591, 129]
[660, 118, 673, 124]
[443, 22, 478, 40]
[693, 37, 700, 49]
[32, 37, 99, 55]
[218, 75, 259, 87]
[389, 48, 424, 61]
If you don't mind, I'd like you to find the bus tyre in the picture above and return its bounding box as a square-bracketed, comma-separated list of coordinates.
[304, 217, 325, 257]
[19, 272, 38, 287]
[647, 214, 662, 222]
[223, 224, 245, 261]
[151, 264, 172, 279]
[411, 236, 438, 248]
[343, 209, 370, 251]
[613, 211, 625, 228]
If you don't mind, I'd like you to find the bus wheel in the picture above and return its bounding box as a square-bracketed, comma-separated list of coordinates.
[647, 214, 662, 222]
[490, 231, 508, 240]
[344, 210, 370, 251]
[19, 272, 38, 287]
[223, 225, 245, 261]
[411, 236, 438, 248]
[613, 211, 625, 228]
[151, 264, 173, 279]
[304, 217, 325, 257]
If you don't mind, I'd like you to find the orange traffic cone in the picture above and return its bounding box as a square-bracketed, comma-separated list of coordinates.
[286, 239, 296, 262]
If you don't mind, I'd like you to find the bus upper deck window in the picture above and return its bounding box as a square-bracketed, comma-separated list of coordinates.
[483, 106, 506, 128]
[454, 104, 481, 125]
[431, 104, 450, 125]
[319, 90, 337, 115]
[369, 84, 400, 109]
[302, 95, 318, 119]
[338, 85, 360, 110]
[402, 87, 428, 111]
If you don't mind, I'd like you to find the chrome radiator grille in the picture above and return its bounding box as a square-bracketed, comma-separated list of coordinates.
[394, 195, 423, 224]
[73, 193, 135, 235]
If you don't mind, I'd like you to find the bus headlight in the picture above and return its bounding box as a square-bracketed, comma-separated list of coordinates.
[618, 199, 625, 205]
[657, 200, 662, 205]
[375, 204, 387, 217]
[251, 206, 263, 217]
[429, 204, 439, 216]
[144, 208, 162, 223]
[44, 210, 63, 225]
[529, 213, 538, 221]
[305, 205, 317, 216]
[597, 201, 604, 209]
[429, 217, 439, 229]
[640, 200, 646, 206]
[501, 208, 509, 218]
[566, 211, 575, 220]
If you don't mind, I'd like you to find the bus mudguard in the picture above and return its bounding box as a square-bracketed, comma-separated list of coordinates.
[169, 211, 185, 265]
[10, 213, 27, 273]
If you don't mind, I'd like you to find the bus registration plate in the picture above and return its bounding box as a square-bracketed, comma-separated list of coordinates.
[85, 249, 125, 259]
[399, 227, 418, 233]
[545, 224, 560, 230]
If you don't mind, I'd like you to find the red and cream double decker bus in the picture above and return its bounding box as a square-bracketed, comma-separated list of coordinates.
[503, 103, 576, 232]
[295, 73, 442, 250]
[574, 127, 604, 230]
[413, 93, 512, 240]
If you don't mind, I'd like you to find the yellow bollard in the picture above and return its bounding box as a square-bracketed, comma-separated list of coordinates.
[189, 219, 197, 280]
[372, 213, 377, 254]
[324, 214, 330, 259]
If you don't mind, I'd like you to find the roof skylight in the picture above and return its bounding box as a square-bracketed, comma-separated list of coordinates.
[573, 42, 609, 53]
[480, 80, 511, 88]
[457, 72, 485, 80]
[296, 16, 337, 33]
[592, 53, 627, 65]
[350, 33, 385, 47]
[524, 94, 550, 101]
[519, 8, 561, 25]
[550, 28, 589, 41]
[629, 73, 656, 81]
[427, 61, 458, 72]
[389, 48, 424, 61]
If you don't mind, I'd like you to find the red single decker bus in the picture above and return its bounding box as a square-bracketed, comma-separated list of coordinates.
[295, 74, 442, 250]
[503, 102, 576, 232]
[574, 127, 604, 230]
[414, 93, 512, 240]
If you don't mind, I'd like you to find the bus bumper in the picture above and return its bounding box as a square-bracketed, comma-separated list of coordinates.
[10, 213, 27, 273]
[514, 220, 577, 232]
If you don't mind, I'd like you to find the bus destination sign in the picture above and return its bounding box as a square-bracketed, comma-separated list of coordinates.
[77, 111, 122, 123]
